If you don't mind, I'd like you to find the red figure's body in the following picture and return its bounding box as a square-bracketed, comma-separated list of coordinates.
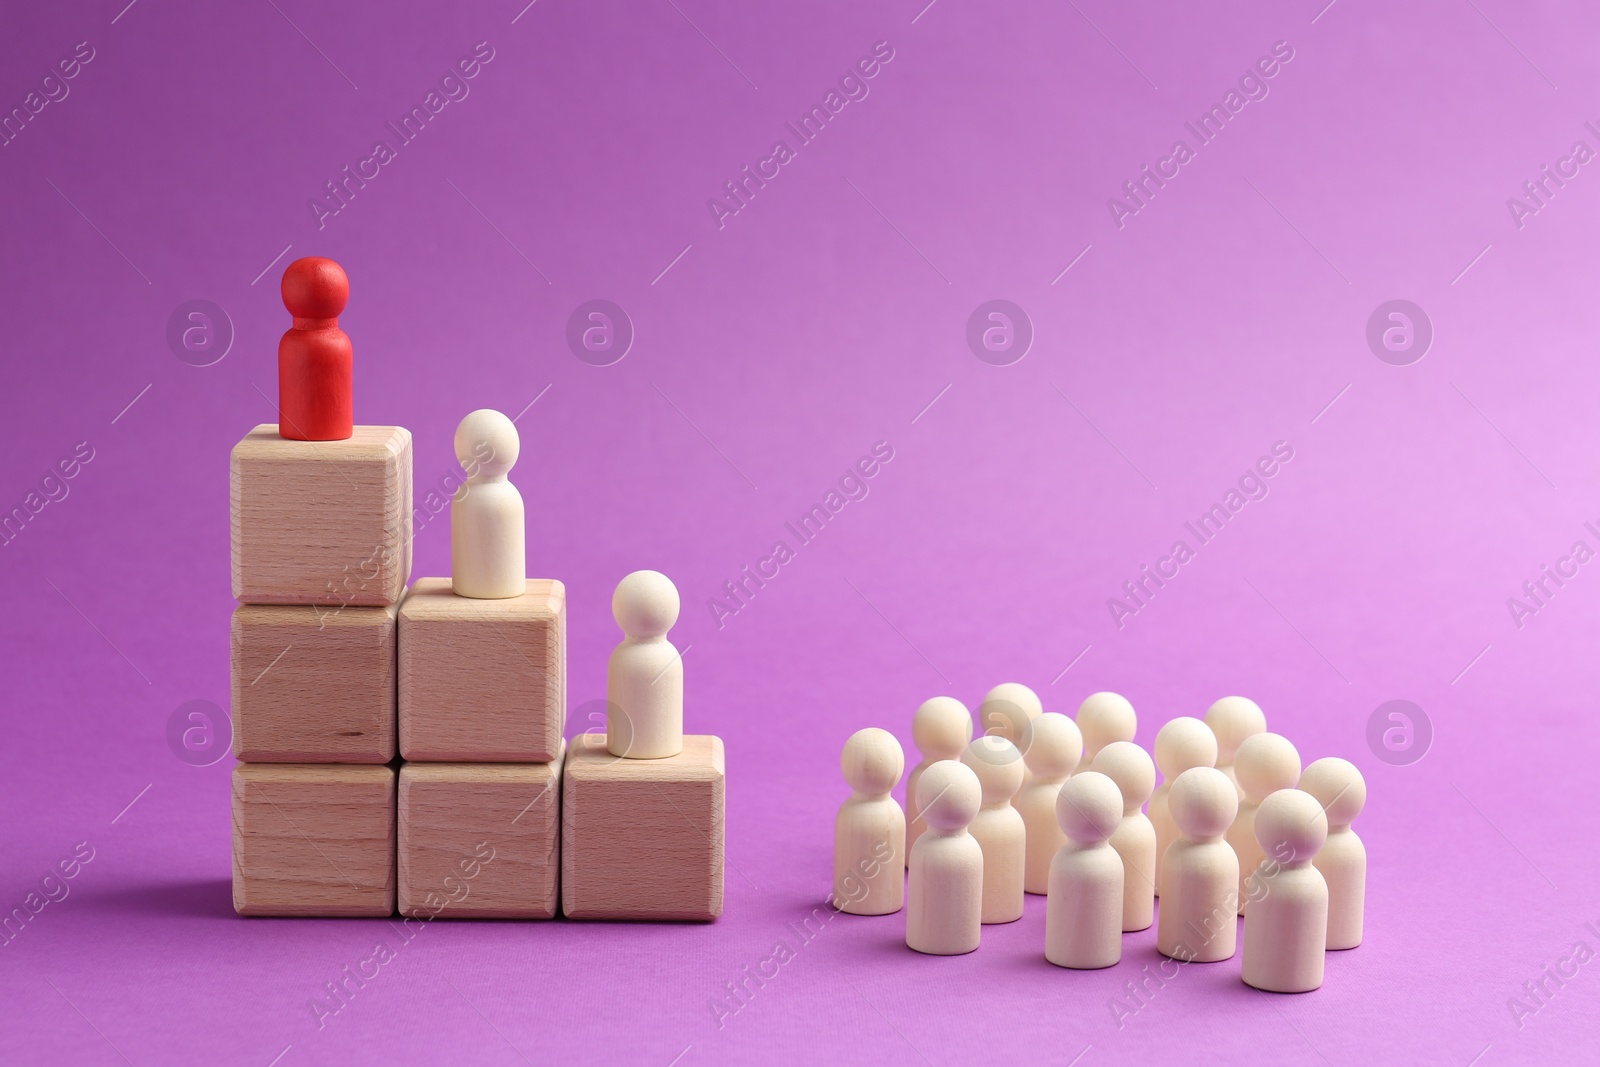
[278, 257, 353, 441]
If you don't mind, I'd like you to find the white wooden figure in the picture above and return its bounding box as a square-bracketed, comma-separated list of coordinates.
[906, 760, 983, 956]
[1228, 732, 1301, 915]
[961, 736, 1025, 924]
[1151, 716, 1218, 896]
[1298, 757, 1367, 950]
[1205, 696, 1266, 799]
[1018, 713, 1082, 895]
[1091, 740, 1156, 932]
[1076, 692, 1136, 773]
[905, 697, 972, 867]
[834, 728, 906, 915]
[1241, 788, 1329, 993]
[450, 409, 525, 599]
[605, 570, 683, 759]
[1157, 767, 1239, 963]
[977, 682, 1042, 748]
[1045, 770, 1124, 969]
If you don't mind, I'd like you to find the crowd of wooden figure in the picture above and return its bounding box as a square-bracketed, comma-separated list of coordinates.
[832, 689, 1365, 993]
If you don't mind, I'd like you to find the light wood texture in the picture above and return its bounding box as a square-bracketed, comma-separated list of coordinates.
[1241, 788, 1329, 993]
[906, 760, 982, 955]
[231, 424, 412, 606]
[1091, 740, 1156, 932]
[1157, 767, 1239, 963]
[562, 733, 724, 920]
[962, 736, 1025, 924]
[398, 578, 565, 762]
[1228, 732, 1301, 915]
[1018, 712, 1082, 894]
[230, 602, 396, 762]
[1206, 695, 1266, 799]
[606, 570, 683, 759]
[232, 763, 395, 917]
[1299, 757, 1367, 950]
[398, 746, 564, 919]
[834, 728, 905, 915]
[905, 697, 971, 867]
[450, 409, 526, 599]
[1076, 692, 1137, 774]
[1150, 716, 1218, 897]
[1046, 771, 1124, 969]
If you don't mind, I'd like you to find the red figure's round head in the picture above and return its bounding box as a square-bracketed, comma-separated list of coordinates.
[282, 257, 349, 320]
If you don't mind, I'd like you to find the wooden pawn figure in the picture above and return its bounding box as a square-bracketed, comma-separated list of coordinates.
[605, 570, 682, 759]
[1241, 788, 1329, 993]
[1157, 767, 1239, 963]
[834, 728, 906, 915]
[1151, 716, 1218, 897]
[977, 682, 1041, 749]
[906, 760, 983, 956]
[1076, 691, 1136, 773]
[1045, 770, 1124, 969]
[1228, 732, 1301, 915]
[1205, 696, 1266, 799]
[905, 697, 972, 868]
[450, 409, 526, 599]
[1298, 757, 1367, 949]
[277, 256, 352, 442]
[1091, 740, 1156, 931]
[1017, 712, 1082, 895]
[961, 736, 1025, 924]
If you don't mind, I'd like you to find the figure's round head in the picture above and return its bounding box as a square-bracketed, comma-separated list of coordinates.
[1234, 732, 1302, 803]
[454, 408, 519, 477]
[1022, 712, 1083, 780]
[1298, 757, 1367, 828]
[1168, 767, 1238, 840]
[1077, 692, 1137, 756]
[1154, 716, 1219, 780]
[841, 727, 904, 795]
[961, 736, 1024, 805]
[281, 256, 349, 319]
[1091, 740, 1155, 811]
[916, 760, 982, 832]
[1205, 696, 1266, 763]
[1253, 788, 1328, 864]
[1056, 771, 1124, 845]
[979, 682, 1042, 746]
[612, 570, 680, 637]
[912, 696, 972, 761]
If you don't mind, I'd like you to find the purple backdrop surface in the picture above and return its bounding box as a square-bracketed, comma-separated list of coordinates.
[2, 0, 1597, 1064]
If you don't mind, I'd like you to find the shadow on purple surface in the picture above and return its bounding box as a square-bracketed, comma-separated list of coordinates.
[76, 878, 236, 921]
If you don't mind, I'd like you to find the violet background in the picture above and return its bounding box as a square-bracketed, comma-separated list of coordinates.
[2, 0, 1597, 1063]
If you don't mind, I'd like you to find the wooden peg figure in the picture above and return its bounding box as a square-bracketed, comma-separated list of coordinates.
[1299, 757, 1367, 950]
[1150, 716, 1218, 896]
[977, 682, 1042, 748]
[905, 697, 972, 867]
[450, 409, 525, 600]
[1157, 767, 1239, 963]
[1241, 788, 1329, 993]
[1091, 740, 1156, 932]
[1228, 732, 1301, 914]
[1045, 770, 1124, 969]
[1017, 712, 1082, 895]
[961, 736, 1025, 924]
[278, 256, 353, 441]
[1205, 696, 1266, 799]
[606, 570, 683, 759]
[906, 760, 983, 956]
[834, 728, 906, 915]
[1076, 692, 1136, 773]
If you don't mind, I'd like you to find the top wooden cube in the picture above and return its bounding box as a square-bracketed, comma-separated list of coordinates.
[231, 424, 413, 606]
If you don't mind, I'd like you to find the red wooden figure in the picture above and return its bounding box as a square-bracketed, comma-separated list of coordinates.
[278, 257, 353, 441]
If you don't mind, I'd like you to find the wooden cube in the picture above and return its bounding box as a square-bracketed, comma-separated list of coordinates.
[397, 743, 564, 919]
[231, 424, 412, 606]
[232, 764, 396, 917]
[398, 578, 565, 762]
[230, 603, 396, 762]
[562, 733, 725, 921]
